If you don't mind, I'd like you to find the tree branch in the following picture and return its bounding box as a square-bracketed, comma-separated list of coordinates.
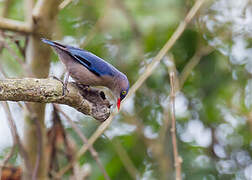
[0, 17, 32, 34]
[169, 72, 182, 180]
[54, 105, 111, 180]
[2, 0, 13, 17]
[56, 0, 208, 176]
[0, 78, 111, 121]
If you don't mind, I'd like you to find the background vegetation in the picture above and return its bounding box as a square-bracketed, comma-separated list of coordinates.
[0, 0, 252, 179]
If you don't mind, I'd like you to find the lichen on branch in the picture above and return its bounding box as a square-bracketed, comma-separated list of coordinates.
[0, 78, 111, 121]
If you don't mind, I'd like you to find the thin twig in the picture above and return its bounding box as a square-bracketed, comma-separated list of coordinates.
[1, 38, 25, 65]
[179, 45, 213, 88]
[2, 43, 28, 75]
[32, 116, 43, 180]
[169, 72, 181, 180]
[1, 102, 32, 173]
[0, 32, 31, 75]
[59, 0, 73, 10]
[24, 0, 34, 25]
[56, 0, 207, 176]
[126, 0, 207, 99]
[0, 17, 32, 34]
[14, 39, 26, 57]
[2, 32, 27, 57]
[109, 137, 139, 179]
[0, 60, 8, 77]
[160, 54, 179, 143]
[54, 104, 111, 180]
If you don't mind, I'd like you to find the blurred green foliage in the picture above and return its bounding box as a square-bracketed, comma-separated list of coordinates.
[1, 0, 252, 179]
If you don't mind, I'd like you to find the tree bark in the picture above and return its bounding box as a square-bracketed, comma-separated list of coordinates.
[23, 0, 62, 179]
[0, 78, 111, 121]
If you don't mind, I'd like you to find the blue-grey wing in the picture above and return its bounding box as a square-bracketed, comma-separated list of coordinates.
[67, 47, 115, 77]
[41, 38, 115, 77]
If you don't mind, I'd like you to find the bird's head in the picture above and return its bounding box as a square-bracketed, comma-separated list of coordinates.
[115, 74, 129, 110]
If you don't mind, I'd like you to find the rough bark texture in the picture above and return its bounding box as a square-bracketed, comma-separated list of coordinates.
[0, 78, 111, 121]
[23, 0, 62, 179]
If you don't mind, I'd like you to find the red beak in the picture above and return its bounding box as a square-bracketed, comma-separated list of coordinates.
[117, 98, 121, 110]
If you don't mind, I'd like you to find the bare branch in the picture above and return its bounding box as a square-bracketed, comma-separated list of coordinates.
[110, 138, 139, 179]
[179, 45, 213, 88]
[169, 72, 182, 180]
[81, 0, 207, 160]
[24, 0, 34, 24]
[159, 54, 180, 143]
[0, 38, 27, 69]
[0, 61, 7, 77]
[0, 17, 32, 34]
[32, 0, 61, 22]
[32, 116, 43, 180]
[0, 78, 111, 121]
[1, 102, 32, 173]
[127, 0, 207, 99]
[56, 0, 208, 175]
[54, 105, 111, 180]
[59, 0, 73, 10]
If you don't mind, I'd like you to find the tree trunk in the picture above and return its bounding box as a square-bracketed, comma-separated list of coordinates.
[23, 0, 61, 179]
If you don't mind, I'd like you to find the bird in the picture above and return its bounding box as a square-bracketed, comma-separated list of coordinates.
[41, 38, 129, 110]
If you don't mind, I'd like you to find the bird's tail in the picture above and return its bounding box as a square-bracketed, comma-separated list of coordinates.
[41, 38, 66, 49]
[41, 38, 56, 46]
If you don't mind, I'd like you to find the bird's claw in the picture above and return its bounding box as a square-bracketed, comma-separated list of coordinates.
[50, 75, 69, 96]
[50, 75, 61, 82]
[62, 83, 69, 96]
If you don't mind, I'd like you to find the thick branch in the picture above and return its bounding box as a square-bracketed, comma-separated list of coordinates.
[0, 78, 111, 121]
[0, 17, 32, 34]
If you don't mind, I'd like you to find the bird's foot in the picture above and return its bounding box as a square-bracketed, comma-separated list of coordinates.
[50, 75, 61, 82]
[75, 83, 89, 90]
[62, 83, 69, 96]
[50, 75, 69, 96]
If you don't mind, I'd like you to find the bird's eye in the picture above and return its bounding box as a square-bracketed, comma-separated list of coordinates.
[122, 90, 127, 95]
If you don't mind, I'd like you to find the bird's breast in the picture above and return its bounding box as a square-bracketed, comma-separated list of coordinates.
[68, 61, 104, 86]
[54, 47, 115, 89]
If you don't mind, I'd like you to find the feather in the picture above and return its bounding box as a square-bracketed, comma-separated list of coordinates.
[42, 38, 115, 77]
[67, 47, 115, 77]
